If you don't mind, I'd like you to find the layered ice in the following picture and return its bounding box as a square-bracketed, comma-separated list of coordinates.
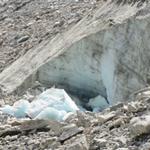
[0, 88, 79, 121]
[101, 49, 116, 105]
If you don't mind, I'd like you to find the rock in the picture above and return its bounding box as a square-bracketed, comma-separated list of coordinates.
[141, 142, 150, 150]
[17, 35, 29, 43]
[63, 134, 89, 150]
[7, 118, 23, 126]
[27, 144, 34, 150]
[6, 135, 18, 141]
[130, 115, 150, 137]
[96, 111, 116, 124]
[64, 112, 78, 124]
[19, 119, 51, 131]
[109, 116, 127, 129]
[94, 114, 106, 124]
[127, 103, 137, 112]
[110, 103, 124, 111]
[27, 139, 35, 145]
[62, 124, 77, 131]
[0, 126, 21, 137]
[93, 138, 107, 147]
[123, 100, 146, 113]
[114, 136, 127, 145]
[0, 119, 63, 137]
[0, 124, 11, 130]
[116, 148, 129, 150]
[0, 39, 3, 46]
[106, 141, 120, 149]
[76, 111, 97, 127]
[0, 99, 5, 106]
[58, 125, 84, 143]
[53, 21, 64, 28]
[48, 121, 66, 136]
[40, 137, 60, 149]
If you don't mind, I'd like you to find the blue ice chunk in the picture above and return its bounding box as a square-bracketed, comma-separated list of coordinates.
[35, 107, 67, 121]
[0, 100, 30, 118]
[27, 88, 79, 118]
[88, 95, 109, 112]
[38, 88, 79, 112]
[0, 88, 79, 121]
[13, 100, 30, 118]
[0, 105, 15, 116]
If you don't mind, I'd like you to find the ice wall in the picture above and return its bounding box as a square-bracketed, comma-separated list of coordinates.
[101, 49, 116, 105]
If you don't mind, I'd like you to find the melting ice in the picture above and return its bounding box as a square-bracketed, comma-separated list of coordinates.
[0, 88, 109, 121]
[0, 88, 79, 121]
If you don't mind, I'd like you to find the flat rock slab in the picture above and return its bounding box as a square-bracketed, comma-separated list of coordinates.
[58, 126, 83, 143]
[0, 119, 66, 137]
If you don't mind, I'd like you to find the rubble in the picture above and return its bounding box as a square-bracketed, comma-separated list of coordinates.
[62, 134, 89, 150]
[0, 90, 150, 149]
[58, 125, 84, 143]
[0, 0, 100, 73]
[0, 0, 150, 150]
[96, 111, 116, 124]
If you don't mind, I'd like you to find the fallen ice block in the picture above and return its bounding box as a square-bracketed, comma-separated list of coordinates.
[0, 88, 79, 121]
[0, 100, 30, 118]
[27, 100, 49, 118]
[13, 100, 30, 118]
[38, 88, 79, 112]
[27, 88, 79, 118]
[88, 95, 109, 112]
[0, 105, 15, 116]
[35, 107, 67, 121]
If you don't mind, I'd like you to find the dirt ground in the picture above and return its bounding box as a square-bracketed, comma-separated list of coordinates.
[0, 0, 102, 72]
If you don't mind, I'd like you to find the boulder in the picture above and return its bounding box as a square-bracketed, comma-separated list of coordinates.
[130, 115, 150, 137]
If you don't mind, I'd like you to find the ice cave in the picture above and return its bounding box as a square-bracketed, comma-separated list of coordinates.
[0, 8, 150, 121]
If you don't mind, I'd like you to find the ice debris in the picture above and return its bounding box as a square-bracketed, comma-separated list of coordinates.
[0, 100, 30, 118]
[88, 95, 109, 112]
[0, 88, 79, 121]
